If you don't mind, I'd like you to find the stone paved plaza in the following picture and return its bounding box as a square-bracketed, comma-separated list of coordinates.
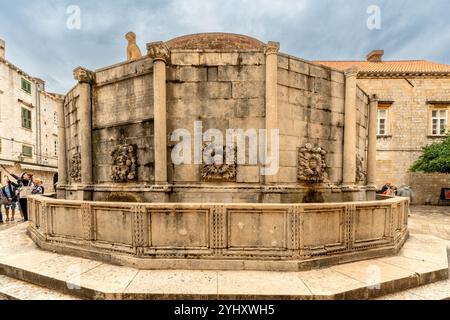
[378, 206, 450, 300]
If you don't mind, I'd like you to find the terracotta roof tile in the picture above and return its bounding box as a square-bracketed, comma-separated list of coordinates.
[313, 60, 450, 75]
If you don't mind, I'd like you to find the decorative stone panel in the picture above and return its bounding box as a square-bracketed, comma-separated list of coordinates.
[28, 196, 409, 272]
[201, 144, 237, 182]
[298, 144, 328, 183]
[111, 142, 138, 182]
[70, 152, 82, 182]
[356, 155, 367, 183]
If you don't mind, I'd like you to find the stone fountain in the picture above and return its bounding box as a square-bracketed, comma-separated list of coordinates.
[27, 33, 408, 271]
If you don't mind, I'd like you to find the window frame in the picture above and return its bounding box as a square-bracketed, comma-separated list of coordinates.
[21, 107, 32, 130]
[429, 105, 449, 136]
[22, 144, 33, 158]
[377, 103, 392, 136]
[21, 78, 32, 94]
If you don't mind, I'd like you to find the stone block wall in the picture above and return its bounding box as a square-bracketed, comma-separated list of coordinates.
[167, 50, 266, 186]
[357, 78, 450, 187]
[409, 172, 450, 205]
[92, 58, 154, 185]
[277, 54, 347, 185]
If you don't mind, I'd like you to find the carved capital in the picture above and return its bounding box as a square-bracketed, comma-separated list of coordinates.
[265, 41, 280, 56]
[370, 94, 379, 103]
[73, 67, 95, 84]
[344, 66, 359, 78]
[147, 41, 171, 63]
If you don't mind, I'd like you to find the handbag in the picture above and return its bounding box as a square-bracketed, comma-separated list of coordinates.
[0, 190, 8, 205]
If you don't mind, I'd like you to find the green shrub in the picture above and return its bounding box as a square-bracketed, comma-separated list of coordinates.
[410, 135, 450, 173]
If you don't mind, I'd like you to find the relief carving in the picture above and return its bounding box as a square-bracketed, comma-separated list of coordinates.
[70, 152, 81, 182]
[201, 144, 237, 182]
[298, 143, 328, 183]
[356, 155, 367, 183]
[111, 142, 138, 182]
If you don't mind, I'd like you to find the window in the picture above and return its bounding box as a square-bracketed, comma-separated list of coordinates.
[431, 109, 448, 136]
[21, 108, 32, 130]
[54, 140, 58, 157]
[21, 78, 31, 94]
[377, 107, 389, 136]
[22, 145, 33, 158]
[54, 112, 58, 124]
[0, 138, 2, 154]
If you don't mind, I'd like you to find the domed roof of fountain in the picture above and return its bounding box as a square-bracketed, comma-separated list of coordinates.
[166, 33, 265, 50]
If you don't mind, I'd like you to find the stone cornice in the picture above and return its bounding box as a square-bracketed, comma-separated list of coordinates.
[73, 67, 96, 84]
[147, 41, 171, 63]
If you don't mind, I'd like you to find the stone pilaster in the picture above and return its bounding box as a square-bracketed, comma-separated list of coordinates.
[147, 42, 170, 187]
[73, 67, 95, 200]
[263, 42, 280, 202]
[367, 94, 379, 200]
[56, 97, 67, 198]
[342, 67, 358, 187]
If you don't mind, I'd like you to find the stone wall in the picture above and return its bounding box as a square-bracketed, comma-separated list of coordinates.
[60, 35, 374, 203]
[277, 54, 347, 185]
[357, 78, 450, 187]
[167, 50, 266, 188]
[92, 58, 155, 185]
[409, 172, 450, 205]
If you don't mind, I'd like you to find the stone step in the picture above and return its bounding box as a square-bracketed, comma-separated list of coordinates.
[376, 278, 450, 300]
[0, 275, 81, 300]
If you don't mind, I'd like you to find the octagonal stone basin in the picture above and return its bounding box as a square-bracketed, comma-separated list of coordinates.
[27, 196, 409, 271]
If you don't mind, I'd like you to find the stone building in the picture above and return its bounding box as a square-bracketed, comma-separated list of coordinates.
[316, 51, 450, 187]
[0, 39, 61, 189]
[58, 33, 379, 203]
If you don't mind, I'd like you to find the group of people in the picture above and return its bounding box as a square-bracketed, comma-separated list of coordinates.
[0, 165, 45, 224]
[380, 182, 413, 200]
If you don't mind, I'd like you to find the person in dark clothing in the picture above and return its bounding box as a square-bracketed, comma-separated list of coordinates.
[2, 178, 19, 222]
[380, 182, 392, 194]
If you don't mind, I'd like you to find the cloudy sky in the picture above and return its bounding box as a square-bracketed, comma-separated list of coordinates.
[1, 0, 449, 93]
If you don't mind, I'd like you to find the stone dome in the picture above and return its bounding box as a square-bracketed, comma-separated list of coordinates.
[166, 33, 265, 50]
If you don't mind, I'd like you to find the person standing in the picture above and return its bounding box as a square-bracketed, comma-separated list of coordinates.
[9, 172, 33, 221]
[2, 178, 19, 222]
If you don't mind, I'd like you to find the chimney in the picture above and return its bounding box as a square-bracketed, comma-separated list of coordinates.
[367, 50, 384, 62]
[0, 39, 5, 60]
